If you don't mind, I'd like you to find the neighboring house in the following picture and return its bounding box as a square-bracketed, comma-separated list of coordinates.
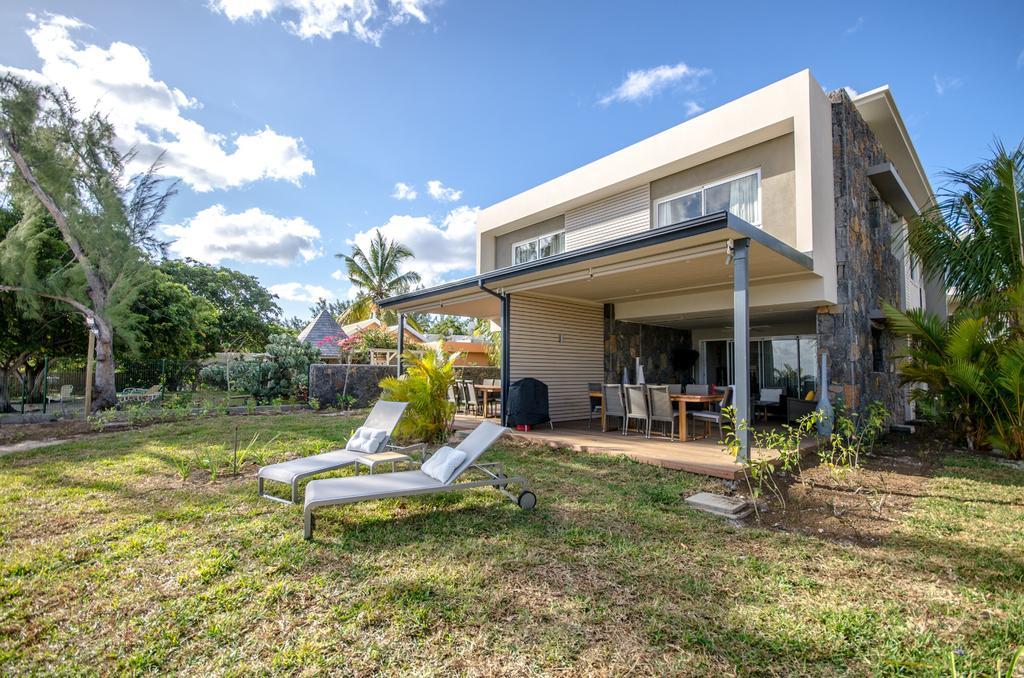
[297, 311, 346, 362]
[341, 317, 427, 346]
[381, 70, 944, 450]
[425, 334, 494, 367]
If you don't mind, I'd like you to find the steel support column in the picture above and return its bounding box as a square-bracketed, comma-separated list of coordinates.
[396, 313, 406, 376]
[732, 238, 751, 462]
[500, 293, 511, 426]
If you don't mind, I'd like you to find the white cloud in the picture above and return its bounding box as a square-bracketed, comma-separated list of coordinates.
[350, 205, 479, 287]
[269, 282, 335, 303]
[683, 100, 704, 118]
[163, 205, 322, 265]
[599, 62, 710, 105]
[426, 179, 462, 202]
[1, 14, 314, 192]
[330, 269, 344, 280]
[210, 0, 432, 44]
[392, 181, 418, 200]
[933, 74, 964, 95]
[844, 16, 864, 35]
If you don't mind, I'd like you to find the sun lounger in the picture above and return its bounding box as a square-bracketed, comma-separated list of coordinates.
[257, 400, 421, 504]
[302, 420, 534, 540]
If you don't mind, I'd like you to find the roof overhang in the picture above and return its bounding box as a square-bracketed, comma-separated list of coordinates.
[852, 86, 935, 211]
[382, 212, 817, 319]
[868, 162, 920, 219]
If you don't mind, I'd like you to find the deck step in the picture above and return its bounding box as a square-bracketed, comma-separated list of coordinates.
[684, 492, 753, 519]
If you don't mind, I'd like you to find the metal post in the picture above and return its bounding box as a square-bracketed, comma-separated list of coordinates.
[500, 293, 511, 426]
[84, 328, 96, 415]
[732, 238, 751, 462]
[396, 313, 406, 376]
[41, 356, 48, 414]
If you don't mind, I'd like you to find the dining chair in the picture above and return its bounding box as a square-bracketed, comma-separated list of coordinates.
[685, 383, 710, 396]
[587, 382, 603, 429]
[690, 386, 734, 440]
[623, 385, 650, 437]
[647, 385, 678, 439]
[666, 384, 682, 395]
[602, 384, 626, 434]
[460, 380, 479, 415]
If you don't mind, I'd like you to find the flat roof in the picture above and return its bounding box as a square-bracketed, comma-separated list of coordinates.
[381, 212, 817, 318]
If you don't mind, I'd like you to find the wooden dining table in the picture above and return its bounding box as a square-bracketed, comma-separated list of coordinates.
[589, 389, 724, 441]
[475, 384, 502, 418]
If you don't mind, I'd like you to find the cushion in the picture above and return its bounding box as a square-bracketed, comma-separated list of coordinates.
[421, 445, 467, 484]
[804, 390, 816, 401]
[346, 427, 388, 454]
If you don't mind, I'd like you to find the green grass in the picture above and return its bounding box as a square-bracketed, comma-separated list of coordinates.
[0, 413, 1021, 675]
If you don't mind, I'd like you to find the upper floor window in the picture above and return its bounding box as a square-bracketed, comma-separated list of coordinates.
[654, 170, 761, 228]
[514, 231, 565, 265]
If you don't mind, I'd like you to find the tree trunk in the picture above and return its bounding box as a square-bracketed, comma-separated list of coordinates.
[91, 320, 117, 411]
[0, 367, 13, 413]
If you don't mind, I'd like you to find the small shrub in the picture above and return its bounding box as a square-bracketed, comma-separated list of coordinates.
[336, 393, 356, 410]
[379, 348, 459, 443]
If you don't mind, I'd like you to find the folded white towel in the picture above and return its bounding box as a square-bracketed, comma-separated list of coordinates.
[346, 426, 388, 454]
[421, 445, 467, 484]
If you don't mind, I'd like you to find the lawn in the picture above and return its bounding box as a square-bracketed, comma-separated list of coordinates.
[0, 412, 1021, 675]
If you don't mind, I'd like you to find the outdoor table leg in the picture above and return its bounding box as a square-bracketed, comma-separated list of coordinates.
[482, 389, 489, 418]
[679, 401, 688, 441]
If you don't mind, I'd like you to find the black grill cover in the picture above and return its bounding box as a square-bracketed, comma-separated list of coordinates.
[506, 378, 550, 427]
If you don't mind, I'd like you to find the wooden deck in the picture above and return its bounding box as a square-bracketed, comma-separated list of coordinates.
[453, 415, 816, 481]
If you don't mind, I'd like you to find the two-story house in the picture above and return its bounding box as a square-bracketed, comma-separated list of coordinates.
[381, 70, 944, 456]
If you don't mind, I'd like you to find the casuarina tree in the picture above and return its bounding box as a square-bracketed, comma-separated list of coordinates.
[0, 74, 176, 411]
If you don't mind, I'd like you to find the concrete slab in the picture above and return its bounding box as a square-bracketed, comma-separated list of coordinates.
[684, 492, 753, 519]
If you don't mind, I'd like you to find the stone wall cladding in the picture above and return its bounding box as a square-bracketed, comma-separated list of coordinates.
[308, 364, 500, 409]
[819, 90, 906, 419]
[604, 307, 694, 385]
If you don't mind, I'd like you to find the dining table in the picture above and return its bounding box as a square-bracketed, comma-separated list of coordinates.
[474, 384, 502, 418]
[589, 389, 724, 441]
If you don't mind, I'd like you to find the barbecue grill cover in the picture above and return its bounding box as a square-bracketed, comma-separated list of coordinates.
[506, 377, 550, 427]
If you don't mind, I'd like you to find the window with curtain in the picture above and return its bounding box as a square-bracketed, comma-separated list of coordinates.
[655, 170, 761, 228]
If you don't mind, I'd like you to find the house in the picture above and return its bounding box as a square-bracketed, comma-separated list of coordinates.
[381, 70, 944, 458]
[341, 317, 427, 346]
[428, 334, 493, 366]
[297, 311, 346, 362]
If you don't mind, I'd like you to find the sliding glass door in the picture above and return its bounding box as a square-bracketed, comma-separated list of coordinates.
[700, 336, 817, 398]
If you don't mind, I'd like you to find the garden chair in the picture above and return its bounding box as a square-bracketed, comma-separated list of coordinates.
[587, 382, 602, 429]
[623, 384, 650, 437]
[647, 385, 678, 440]
[257, 400, 422, 504]
[119, 384, 163, 404]
[303, 420, 534, 540]
[602, 384, 626, 433]
[47, 384, 74, 414]
[463, 380, 481, 415]
[691, 386, 734, 441]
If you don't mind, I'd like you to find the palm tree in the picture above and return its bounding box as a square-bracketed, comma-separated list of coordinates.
[336, 231, 422, 327]
[907, 140, 1024, 315]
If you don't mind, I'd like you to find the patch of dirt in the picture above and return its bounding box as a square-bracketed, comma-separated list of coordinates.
[0, 419, 94, 446]
[737, 427, 955, 547]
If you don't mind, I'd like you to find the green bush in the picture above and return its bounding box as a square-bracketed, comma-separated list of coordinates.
[379, 348, 459, 443]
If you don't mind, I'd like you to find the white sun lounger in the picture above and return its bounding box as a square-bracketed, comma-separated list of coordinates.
[303, 420, 535, 539]
[258, 400, 422, 504]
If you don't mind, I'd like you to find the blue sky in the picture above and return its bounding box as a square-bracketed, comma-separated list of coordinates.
[1, 0, 1022, 321]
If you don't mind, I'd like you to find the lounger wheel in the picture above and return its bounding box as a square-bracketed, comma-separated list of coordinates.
[517, 491, 536, 510]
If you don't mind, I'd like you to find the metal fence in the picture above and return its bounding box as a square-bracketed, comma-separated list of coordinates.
[2, 358, 206, 415]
